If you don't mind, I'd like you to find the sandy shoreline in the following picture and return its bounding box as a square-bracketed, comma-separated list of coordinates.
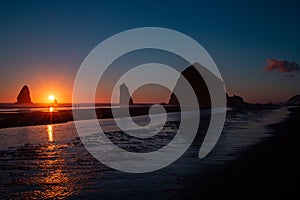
[0, 106, 181, 129]
[174, 106, 299, 199]
[0, 105, 297, 199]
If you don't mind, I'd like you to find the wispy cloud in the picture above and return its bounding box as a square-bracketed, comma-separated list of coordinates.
[264, 59, 299, 73]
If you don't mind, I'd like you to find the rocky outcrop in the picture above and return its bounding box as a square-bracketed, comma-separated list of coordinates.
[119, 83, 134, 106]
[168, 63, 249, 108]
[286, 95, 300, 105]
[168, 64, 211, 107]
[16, 85, 33, 104]
[226, 94, 248, 107]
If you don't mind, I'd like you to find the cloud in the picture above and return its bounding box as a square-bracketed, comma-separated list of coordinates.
[264, 59, 299, 73]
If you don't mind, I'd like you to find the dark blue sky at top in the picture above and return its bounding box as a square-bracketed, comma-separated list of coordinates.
[0, 0, 299, 103]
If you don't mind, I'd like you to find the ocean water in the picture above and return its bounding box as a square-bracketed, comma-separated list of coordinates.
[0, 107, 288, 199]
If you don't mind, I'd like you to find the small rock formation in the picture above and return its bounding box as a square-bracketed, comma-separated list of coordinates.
[53, 99, 59, 106]
[119, 83, 134, 106]
[286, 94, 300, 105]
[16, 85, 33, 104]
[226, 94, 247, 107]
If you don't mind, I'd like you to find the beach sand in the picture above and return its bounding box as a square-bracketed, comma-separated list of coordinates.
[0, 106, 180, 129]
[175, 106, 300, 199]
[0, 106, 298, 199]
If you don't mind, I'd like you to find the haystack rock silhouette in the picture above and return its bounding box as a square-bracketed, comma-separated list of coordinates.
[16, 85, 33, 104]
[168, 63, 248, 107]
[168, 64, 212, 108]
[286, 94, 300, 105]
[119, 83, 134, 106]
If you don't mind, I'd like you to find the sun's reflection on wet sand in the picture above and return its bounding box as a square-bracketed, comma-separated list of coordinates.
[18, 126, 82, 198]
[31, 143, 79, 199]
[0, 122, 106, 199]
[47, 125, 53, 142]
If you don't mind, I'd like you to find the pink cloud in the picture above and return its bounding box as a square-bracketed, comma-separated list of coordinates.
[264, 59, 299, 73]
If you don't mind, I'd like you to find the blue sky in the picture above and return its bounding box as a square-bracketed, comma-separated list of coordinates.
[0, 0, 299, 103]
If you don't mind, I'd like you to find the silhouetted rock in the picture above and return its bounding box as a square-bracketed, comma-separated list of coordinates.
[53, 99, 59, 106]
[286, 94, 300, 105]
[119, 83, 134, 106]
[168, 63, 249, 108]
[16, 85, 33, 104]
[168, 64, 211, 107]
[226, 94, 248, 107]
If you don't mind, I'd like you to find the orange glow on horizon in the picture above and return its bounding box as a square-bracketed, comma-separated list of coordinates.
[31, 88, 70, 104]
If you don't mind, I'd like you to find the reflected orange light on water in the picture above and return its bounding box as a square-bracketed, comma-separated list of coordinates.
[49, 106, 54, 112]
[32, 144, 79, 199]
[47, 125, 53, 142]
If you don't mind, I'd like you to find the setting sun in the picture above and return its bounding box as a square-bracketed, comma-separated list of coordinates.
[48, 95, 55, 101]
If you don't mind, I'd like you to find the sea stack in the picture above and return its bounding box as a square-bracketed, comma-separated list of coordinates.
[168, 64, 211, 107]
[168, 63, 249, 108]
[119, 83, 134, 106]
[16, 85, 33, 104]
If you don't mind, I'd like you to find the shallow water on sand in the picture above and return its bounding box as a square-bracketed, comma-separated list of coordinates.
[0, 107, 288, 199]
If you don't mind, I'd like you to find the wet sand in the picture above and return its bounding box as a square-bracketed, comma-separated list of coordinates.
[176, 106, 300, 199]
[0, 105, 297, 199]
[0, 106, 180, 129]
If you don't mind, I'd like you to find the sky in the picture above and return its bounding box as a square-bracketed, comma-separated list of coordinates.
[0, 0, 299, 103]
